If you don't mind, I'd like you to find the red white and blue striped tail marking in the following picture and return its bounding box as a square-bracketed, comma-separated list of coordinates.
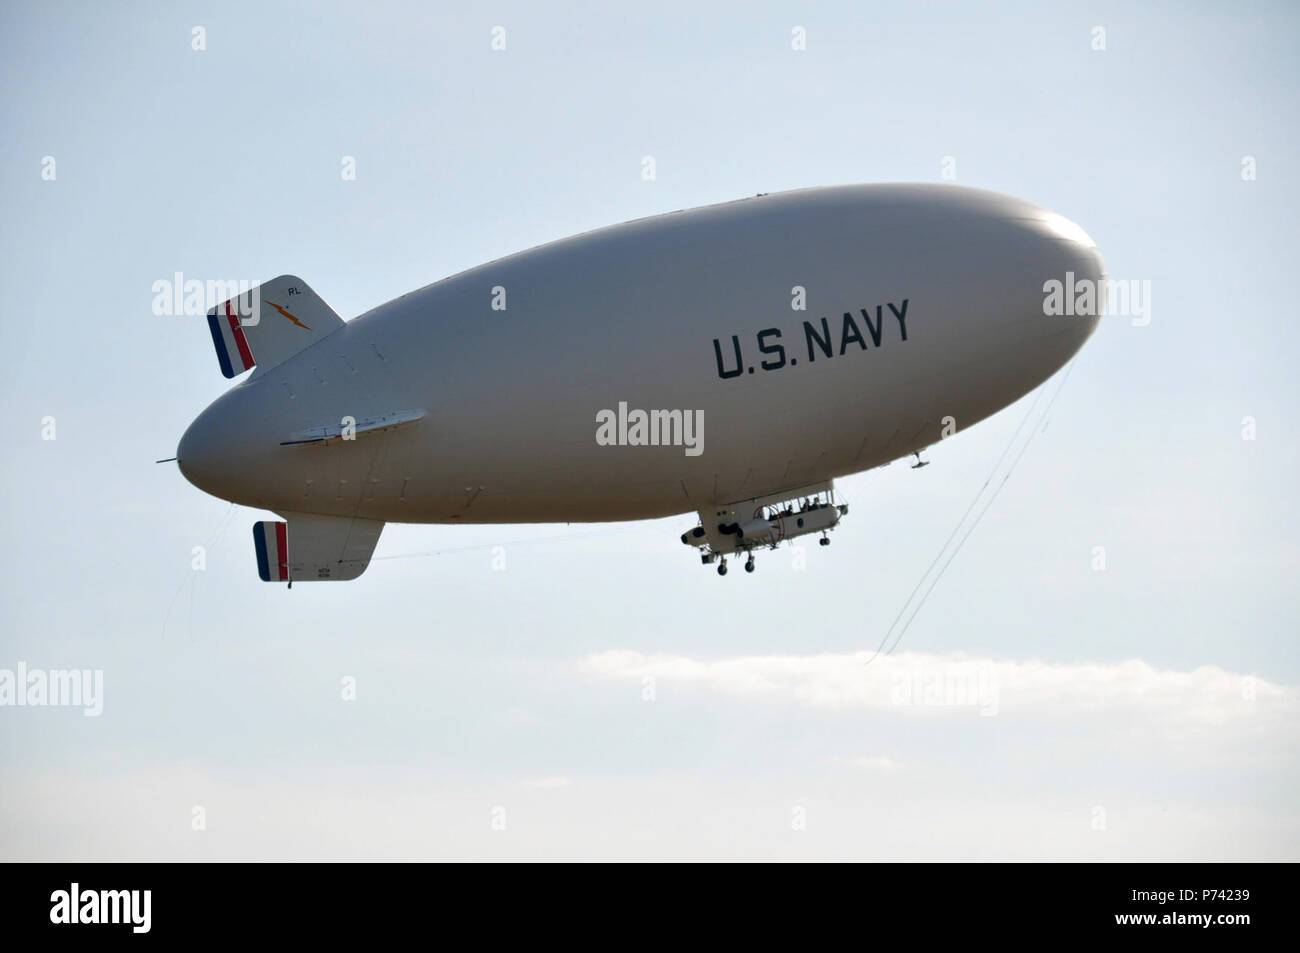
[253, 521, 289, 582]
[207, 300, 257, 378]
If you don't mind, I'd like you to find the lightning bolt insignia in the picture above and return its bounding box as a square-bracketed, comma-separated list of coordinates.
[263, 299, 311, 331]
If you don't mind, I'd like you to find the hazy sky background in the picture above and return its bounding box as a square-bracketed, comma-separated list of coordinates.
[1, 0, 1296, 860]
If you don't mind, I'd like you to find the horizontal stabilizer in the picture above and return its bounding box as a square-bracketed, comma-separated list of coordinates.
[207, 275, 345, 379]
[253, 514, 385, 583]
[281, 409, 426, 447]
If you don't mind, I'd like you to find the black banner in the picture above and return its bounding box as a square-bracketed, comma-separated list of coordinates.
[3, 862, 1286, 940]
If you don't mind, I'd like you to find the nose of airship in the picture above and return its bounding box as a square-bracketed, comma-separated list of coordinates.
[979, 199, 1106, 378]
[933, 191, 1106, 410]
[176, 405, 221, 495]
[1029, 207, 1106, 347]
[177, 394, 251, 502]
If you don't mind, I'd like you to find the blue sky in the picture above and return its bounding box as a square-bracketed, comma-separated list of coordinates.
[1, 0, 1296, 859]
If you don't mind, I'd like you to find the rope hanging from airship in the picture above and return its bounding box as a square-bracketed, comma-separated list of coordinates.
[160, 501, 237, 641]
[864, 356, 1081, 665]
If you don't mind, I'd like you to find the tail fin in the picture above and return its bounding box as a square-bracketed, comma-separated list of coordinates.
[207, 275, 344, 379]
[253, 514, 384, 583]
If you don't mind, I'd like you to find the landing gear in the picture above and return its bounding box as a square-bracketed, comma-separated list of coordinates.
[819, 535, 830, 546]
[717, 558, 728, 576]
[745, 556, 755, 573]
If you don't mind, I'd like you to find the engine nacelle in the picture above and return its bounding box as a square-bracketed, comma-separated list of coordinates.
[735, 517, 778, 543]
[773, 503, 842, 540]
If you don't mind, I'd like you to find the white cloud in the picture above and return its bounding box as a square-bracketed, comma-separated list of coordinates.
[581, 649, 1298, 731]
[2, 651, 1295, 862]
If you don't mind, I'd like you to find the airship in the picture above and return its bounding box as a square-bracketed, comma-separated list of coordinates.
[174, 184, 1104, 581]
